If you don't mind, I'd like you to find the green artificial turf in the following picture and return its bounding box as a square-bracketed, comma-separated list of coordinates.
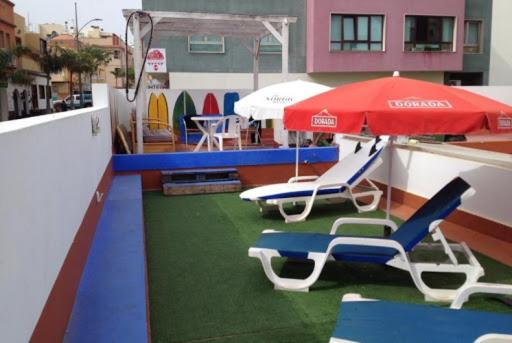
[143, 191, 512, 343]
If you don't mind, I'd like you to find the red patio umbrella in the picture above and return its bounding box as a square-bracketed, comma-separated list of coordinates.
[284, 76, 512, 135]
[283, 74, 512, 220]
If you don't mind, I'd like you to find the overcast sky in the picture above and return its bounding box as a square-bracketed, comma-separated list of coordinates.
[13, 0, 141, 40]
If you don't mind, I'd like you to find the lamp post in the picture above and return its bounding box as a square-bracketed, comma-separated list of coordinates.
[74, 2, 102, 108]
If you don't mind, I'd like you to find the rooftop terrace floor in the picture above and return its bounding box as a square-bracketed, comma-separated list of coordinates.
[143, 192, 512, 343]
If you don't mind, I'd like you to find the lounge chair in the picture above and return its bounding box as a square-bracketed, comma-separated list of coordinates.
[248, 177, 484, 301]
[240, 136, 388, 223]
[330, 283, 512, 343]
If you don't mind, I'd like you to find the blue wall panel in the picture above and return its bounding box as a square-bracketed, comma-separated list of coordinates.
[113, 147, 338, 172]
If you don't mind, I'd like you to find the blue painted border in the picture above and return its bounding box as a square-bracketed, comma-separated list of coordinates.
[113, 147, 338, 172]
[64, 175, 148, 343]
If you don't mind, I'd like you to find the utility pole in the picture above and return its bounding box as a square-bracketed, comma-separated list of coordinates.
[75, 2, 84, 109]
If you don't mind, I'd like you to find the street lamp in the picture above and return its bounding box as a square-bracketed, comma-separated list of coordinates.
[74, 2, 102, 108]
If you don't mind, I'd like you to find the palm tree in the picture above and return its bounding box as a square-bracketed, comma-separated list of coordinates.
[110, 67, 135, 88]
[79, 47, 111, 106]
[39, 48, 64, 113]
[58, 48, 87, 109]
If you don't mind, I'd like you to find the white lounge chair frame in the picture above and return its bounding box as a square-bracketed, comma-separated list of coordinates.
[245, 137, 388, 223]
[330, 283, 512, 343]
[249, 189, 484, 302]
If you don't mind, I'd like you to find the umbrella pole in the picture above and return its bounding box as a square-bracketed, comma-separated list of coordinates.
[384, 136, 394, 236]
[295, 131, 299, 178]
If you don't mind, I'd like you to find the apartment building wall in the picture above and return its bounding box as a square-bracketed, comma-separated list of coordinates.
[39, 23, 67, 39]
[307, 0, 465, 73]
[462, 0, 492, 84]
[0, 0, 15, 49]
[8, 13, 50, 117]
[82, 34, 133, 88]
[489, 0, 512, 85]
[142, 0, 307, 74]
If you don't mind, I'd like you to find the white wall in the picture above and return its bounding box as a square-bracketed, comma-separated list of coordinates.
[489, 0, 512, 86]
[169, 71, 445, 90]
[109, 88, 136, 129]
[336, 136, 512, 227]
[0, 84, 112, 343]
[459, 86, 512, 106]
[7, 75, 50, 115]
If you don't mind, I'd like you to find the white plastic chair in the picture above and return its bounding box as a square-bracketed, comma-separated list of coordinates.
[214, 115, 242, 151]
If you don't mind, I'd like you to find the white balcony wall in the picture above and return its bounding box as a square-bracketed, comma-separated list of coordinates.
[336, 137, 512, 227]
[0, 84, 112, 343]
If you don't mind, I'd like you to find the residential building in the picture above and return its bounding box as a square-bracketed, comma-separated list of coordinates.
[444, 0, 493, 86]
[0, 3, 50, 119]
[142, 0, 307, 89]
[0, 0, 15, 49]
[0, 0, 15, 121]
[48, 29, 133, 99]
[81, 28, 133, 89]
[489, 0, 512, 85]
[306, 0, 464, 85]
[7, 13, 51, 118]
[39, 23, 68, 39]
[143, 0, 508, 89]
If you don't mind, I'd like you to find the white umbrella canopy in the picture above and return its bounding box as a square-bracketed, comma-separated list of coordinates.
[234, 80, 332, 120]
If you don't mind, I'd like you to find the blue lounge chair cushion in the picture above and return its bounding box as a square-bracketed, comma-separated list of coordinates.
[253, 177, 471, 264]
[389, 177, 470, 252]
[332, 300, 512, 343]
[254, 232, 398, 264]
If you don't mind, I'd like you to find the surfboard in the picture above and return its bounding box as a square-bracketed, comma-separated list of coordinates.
[223, 92, 240, 115]
[147, 93, 158, 129]
[202, 92, 220, 115]
[172, 90, 197, 129]
[157, 93, 169, 128]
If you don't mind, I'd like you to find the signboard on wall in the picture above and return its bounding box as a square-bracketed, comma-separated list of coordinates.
[145, 48, 167, 73]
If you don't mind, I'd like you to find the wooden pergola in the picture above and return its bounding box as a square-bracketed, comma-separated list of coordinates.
[123, 9, 297, 153]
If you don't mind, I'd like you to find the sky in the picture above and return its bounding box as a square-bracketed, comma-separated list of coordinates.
[12, 0, 142, 41]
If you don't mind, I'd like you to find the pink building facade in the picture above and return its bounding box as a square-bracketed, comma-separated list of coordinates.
[307, 0, 465, 73]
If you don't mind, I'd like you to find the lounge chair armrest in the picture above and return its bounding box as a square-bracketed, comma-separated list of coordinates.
[288, 175, 319, 183]
[327, 236, 405, 256]
[450, 282, 512, 309]
[330, 218, 398, 235]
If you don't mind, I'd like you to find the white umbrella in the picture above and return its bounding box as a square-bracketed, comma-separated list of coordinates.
[234, 80, 331, 120]
[235, 80, 332, 178]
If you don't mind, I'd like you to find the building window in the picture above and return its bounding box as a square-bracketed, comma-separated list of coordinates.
[39, 39, 47, 54]
[39, 85, 45, 99]
[464, 20, 482, 54]
[113, 50, 120, 59]
[404, 16, 455, 52]
[0, 31, 5, 48]
[188, 35, 225, 54]
[260, 35, 282, 54]
[330, 14, 384, 52]
[6, 33, 11, 48]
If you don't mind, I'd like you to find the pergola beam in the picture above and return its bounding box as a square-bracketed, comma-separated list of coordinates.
[140, 17, 162, 38]
[123, 9, 296, 153]
[262, 21, 283, 44]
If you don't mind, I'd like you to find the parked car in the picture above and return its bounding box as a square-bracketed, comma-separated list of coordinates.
[64, 94, 93, 108]
[53, 93, 93, 111]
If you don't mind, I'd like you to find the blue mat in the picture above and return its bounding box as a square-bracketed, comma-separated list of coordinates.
[64, 176, 148, 343]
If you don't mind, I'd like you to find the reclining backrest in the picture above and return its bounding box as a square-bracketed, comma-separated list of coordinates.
[390, 177, 472, 252]
[317, 136, 388, 186]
